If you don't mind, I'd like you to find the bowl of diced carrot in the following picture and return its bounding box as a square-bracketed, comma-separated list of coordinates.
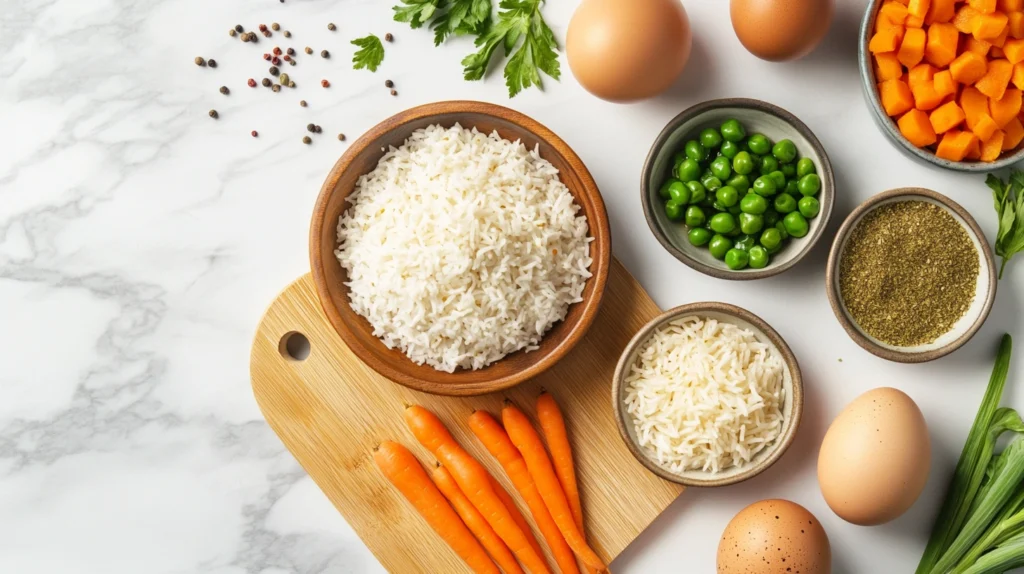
[860, 0, 1024, 170]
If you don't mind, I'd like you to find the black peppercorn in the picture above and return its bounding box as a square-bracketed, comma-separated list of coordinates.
[314, 125, 322, 133]
[207, 59, 217, 68]
[327, 23, 336, 31]
[209, 109, 219, 119]
[195, 56, 206, 66]
[219, 86, 230, 95]
[385, 79, 394, 88]
[300, 100, 307, 107]
[272, 84, 281, 92]
[269, 66, 279, 76]
[321, 50, 330, 58]
[303, 136, 312, 144]
[283, 31, 291, 38]
[262, 78, 272, 87]
[338, 133, 346, 141]
[235, 24, 244, 33]
[385, 33, 393, 42]
[307, 123, 316, 133]
[286, 47, 295, 56]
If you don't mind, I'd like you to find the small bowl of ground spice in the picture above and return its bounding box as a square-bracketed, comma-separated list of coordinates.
[826, 188, 997, 363]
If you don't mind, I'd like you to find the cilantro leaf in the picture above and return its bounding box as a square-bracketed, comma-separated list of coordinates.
[988, 169, 1024, 278]
[352, 35, 385, 72]
[462, 0, 561, 97]
[393, 0, 446, 28]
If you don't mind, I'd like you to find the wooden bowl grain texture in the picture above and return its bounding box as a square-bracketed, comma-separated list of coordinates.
[612, 302, 803, 487]
[825, 187, 997, 363]
[309, 101, 611, 396]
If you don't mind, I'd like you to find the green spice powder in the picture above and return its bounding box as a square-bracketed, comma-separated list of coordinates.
[839, 200, 979, 347]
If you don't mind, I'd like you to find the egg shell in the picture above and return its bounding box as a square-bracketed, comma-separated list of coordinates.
[566, 0, 691, 102]
[817, 387, 931, 526]
[730, 0, 834, 62]
[717, 499, 831, 574]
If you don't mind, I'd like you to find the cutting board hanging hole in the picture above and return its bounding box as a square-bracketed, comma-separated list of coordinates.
[279, 331, 311, 361]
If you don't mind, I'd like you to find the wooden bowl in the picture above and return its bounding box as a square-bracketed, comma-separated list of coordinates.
[826, 188, 997, 363]
[612, 302, 803, 487]
[309, 101, 611, 396]
[642, 98, 835, 280]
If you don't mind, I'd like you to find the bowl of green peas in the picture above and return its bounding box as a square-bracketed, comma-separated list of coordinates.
[642, 99, 835, 279]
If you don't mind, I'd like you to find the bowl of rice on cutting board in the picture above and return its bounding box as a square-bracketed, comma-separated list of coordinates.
[612, 302, 803, 487]
[309, 101, 611, 396]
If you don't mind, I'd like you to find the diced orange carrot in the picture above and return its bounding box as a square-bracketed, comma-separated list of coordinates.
[977, 58, 1014, 98]
[951, 51, 990, 83]
[929, 0, 957, 22]
[962, 85, 993, 128]
[899, 28, 928, 66]
[910, 62, 938, 87]
[991, 88, 1023, 123]
[880, 78, 917, 115]
[876, 52, 906, 80]
[1005, 37, 1024, 61]
[936, 130, 979, 160]
[909, 14, 927, 27]
[994, 46, 1007, 58]
[994, 23, 1012, 46]
[982, 129, 1007, 159]
[966, 35, 995, 55]
[974, 11, 1010, 39]
[914, 80, 946, 109]
[975, 112, 1002, 139]
[900, 109, 940, 145]
[882, 1, 911, 25]
[930, 101, 968, 132]
[923, 23, 958, 66]
[967, 136, 983, 159]
[1003, 116, 1024, 147]
[870, 26, 906, 53]
[909, 0, 932, 19]
[1002, 0, 1024, 12]
[955, 4, 983, 32]
[971, 0, 999, 13]
[935, 69, 958, 96]
[1009, 11, 1024, 37]
[1013, 61, 1024, 88]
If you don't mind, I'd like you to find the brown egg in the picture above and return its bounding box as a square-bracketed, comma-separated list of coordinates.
[567, 0, 691, 102]
[718, 499, 831, 573]
[730, 0, 834, 61]
[818, 387, 931, 526]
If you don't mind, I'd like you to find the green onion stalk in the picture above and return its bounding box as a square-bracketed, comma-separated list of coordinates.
[960, 531, 1024, 574]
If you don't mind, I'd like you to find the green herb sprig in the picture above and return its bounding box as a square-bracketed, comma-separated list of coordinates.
[352, 34, 385, 72]
[393, 0, 491, 45]
[985, 170, 1024, 278]
[462, 0, 560, 98]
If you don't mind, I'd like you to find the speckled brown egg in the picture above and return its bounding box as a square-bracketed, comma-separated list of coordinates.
[818, 387, 931, 526]
[717, 499, 831, 573]
[730, 0, 833, 62]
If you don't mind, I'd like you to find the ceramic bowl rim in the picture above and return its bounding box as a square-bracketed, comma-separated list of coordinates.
[611, 301, 804, 487]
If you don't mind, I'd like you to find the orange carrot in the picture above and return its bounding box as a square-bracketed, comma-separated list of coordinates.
[469, 411, 581, 574]
[405, 406, 552, 574]
[373, 441, 500, 574]
[432, 463, 525, 574]
[502, 402, 607, 572]
[489, 474, 547, 563]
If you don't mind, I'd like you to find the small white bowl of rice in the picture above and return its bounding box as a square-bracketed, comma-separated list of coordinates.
[612, 302, 802, 487]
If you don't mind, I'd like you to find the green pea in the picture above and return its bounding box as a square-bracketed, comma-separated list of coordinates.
[708, 234, 732, 259]
[797, 157, 817, 178]
[724, 248, 749, 270]
[748, 245, 769, 269]
[701, 176, 723, 192]
[798, 173, 821, 196]
[725, 225, 743, 236]
[752, 176, 777, 197]
[784, 180, 800, 197]
[748, 133, 772, 155]
[709, 212, 737, 234]
[702, 167, 714, 180]
[732, 151, 754, 175]
[665, 200, 684, 221]
[760, 227, 782, 250]
[677, 158, 702, 182]
[774, 193, 797, 214]
[688, 227, 712, 247]
[700, 128, 723, 149]
[712, 200, 729, 213]
[740, 193, 768, 215]
[783, 211, 809, 238]
[672, 151, 686, 170]
[710, 156, 732, 180]
[766, 242, 784, 255]
[760, 155, 779, 175]
[685, 140, 708, 162]
[716, 185, 739, 208]
[798, 196, 820, 218]
[685, 181, 707, 204]
[767, 171, 786, 189]
[726, 174, 750, 194]
[771, 139, 797, 163]
[659, 178, 681, 200]
[780, 163, 796, 179]
[720, 119, 746, 142]
[739, 212, 764, 235]
[734, 234, 756, 251]
[668, 181, 691, 204]
[720, 140, 740, 159]
[684, 205, 706, 227]
[764, 208, 780, 227]
[775, 221, 790, 241]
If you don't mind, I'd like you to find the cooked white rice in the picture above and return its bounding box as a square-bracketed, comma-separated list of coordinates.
[335, 124, 592, 373]
[623, 316, 785, 474]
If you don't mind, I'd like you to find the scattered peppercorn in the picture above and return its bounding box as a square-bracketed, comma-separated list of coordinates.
[235, 24, 244, 33]
[283, 54, 292, 62]
[321, 79, 330, 88]
[286, 47, 295, 56]
[264, 53, 272, 61]
[307, 123, 316, 133]
[272, 84, 281, 92]
[315, 125, 322, 133]
[321, 50, 329, 58]
[259, 24, 268, 32]
[262, 30, 271, 38]
[273, 46, 282, 56]
[208, 59, 217, 68]
[195, 56, 206, 66]
[305, 46, 313, 54]
[390, 89, 398, 96]
[262, 78, 272, 87]
[280, 73, 290, 85]
[300, 100, 307, 107]
[271, 23, 280, 31]
[209, 109, 219, 119]
[385, 79, 394, 88]
[338, 133, 346, 141]
[241, 33, 250, 42]
[252, 130, 258, 137]
[288, 60, 296, 66]
[327, 23, 336, 31]
[272, 56, 281, 65]
[229, 29, 237, 37]
[303, 136, 312, 144]
[269, 66, 279, 76]
[284, 31, 291, 38]
[385, 33, 393, 42]
[288, 80, 296, 87]
[248, 78, 257, 87]
[219, 86, 230, 95]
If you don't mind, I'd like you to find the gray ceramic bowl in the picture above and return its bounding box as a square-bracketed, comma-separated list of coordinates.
[642, 99, 835, 280]
[858, 0, 1024, 171]
[826, 188, 997, 363]
[612, 302, 803, 487]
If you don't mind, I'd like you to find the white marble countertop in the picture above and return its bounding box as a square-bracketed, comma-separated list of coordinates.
[3, 0, 1024, 572]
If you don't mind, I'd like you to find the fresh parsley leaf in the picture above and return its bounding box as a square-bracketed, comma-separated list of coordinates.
[988, 169, 1024, 278]
[352, 35, 385, 72]
[394, 0, 491, 45]
[462, 0, 560, 98]
[393, 0, 446, 29]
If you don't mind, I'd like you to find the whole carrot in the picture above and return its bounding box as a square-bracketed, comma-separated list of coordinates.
[432, 463, 525, 574]
[503, 402, 607, 572]
[470, 410, 581, 574]
[373, 441, 499, 574]
[406, 406, 552, 574]
[490, 474, 547, 563]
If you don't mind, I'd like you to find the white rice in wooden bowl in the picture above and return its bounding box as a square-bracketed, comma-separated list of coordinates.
[335, 124, 592, 373]
[623, 316, 785, 474]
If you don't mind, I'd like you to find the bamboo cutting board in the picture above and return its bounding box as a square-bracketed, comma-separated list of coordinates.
[250, 259, 684, 573]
